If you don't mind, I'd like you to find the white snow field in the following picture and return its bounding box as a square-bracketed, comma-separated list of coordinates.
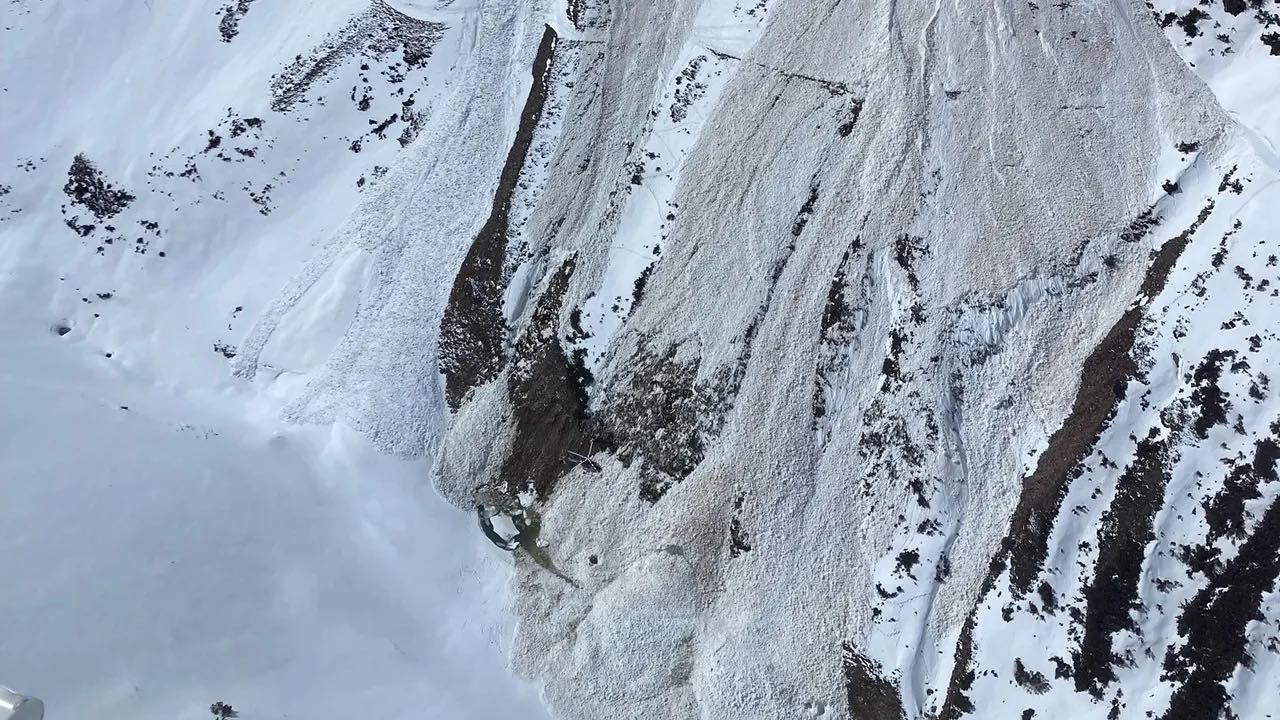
[1, 0, 551, 718]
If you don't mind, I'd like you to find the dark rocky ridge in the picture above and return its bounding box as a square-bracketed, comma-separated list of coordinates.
[439, 25, 559, 410]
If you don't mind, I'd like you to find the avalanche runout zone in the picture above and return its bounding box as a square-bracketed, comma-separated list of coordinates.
[429, 0, 1280, 718]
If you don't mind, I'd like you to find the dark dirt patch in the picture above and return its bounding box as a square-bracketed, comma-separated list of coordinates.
[938, 557, 1004, 719]
[843, 645, 906, 720]
[439, 25, 558, 409]
[1073, 432, 1171, 697]
[1003, 295, 1136, 593]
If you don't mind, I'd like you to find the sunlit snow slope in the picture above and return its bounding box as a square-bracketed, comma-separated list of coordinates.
[1, 1, 550, 718]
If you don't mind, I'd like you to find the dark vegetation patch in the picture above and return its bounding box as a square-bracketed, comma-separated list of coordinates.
[217, 0, 257, 42]
[894, 549, 920, 578]
[1073, 432, 1172, 697]
[1158, 7, 1210, 38]
[1264, 32, 1280, 55]
[821, 249, 854, 336]
[881, 328, 908, 387]
[1120, 206, 1159, 244]
[843, 646, 906, 720]
[145, 110, 266, 213]
[1002, 200, 1213, 596]
[498, 259, 592, 501]
[1038, 581, 1058, 614]
[63, 154, 134, 221]
[1189, 349, 1235, 438]
[1218, 166, 1244, 195]
[1221, 0, 1269, 16]
[893, 235, 928, 291]
[439, 26, 558, 409]
[670, 56, 708, 124]
[631, 262, 655, 309]
[1204, 435, 1280, 541]
[1161, 492, 1280, 719]
[941, 198, 1217, 718]
[269, 0, 446, 112]
[1014, 659, 1052, 694]
[601, 163, 823, 499]
[814, 241, 866, 430]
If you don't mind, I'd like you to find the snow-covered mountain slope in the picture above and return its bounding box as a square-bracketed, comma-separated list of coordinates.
[0, 322, 546, 720]
[423, 0, 1280, 719]
[6, 0, 1280, 719]
[1, 1, 550, 718]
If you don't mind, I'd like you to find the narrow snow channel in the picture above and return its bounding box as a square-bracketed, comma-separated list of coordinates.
[0, 313, 548, 720]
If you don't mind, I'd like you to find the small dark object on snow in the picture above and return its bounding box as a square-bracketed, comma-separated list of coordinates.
[565, 449, 603, 473]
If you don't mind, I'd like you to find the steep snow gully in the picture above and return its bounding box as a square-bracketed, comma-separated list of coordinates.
[3, 0, 1280, 719]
